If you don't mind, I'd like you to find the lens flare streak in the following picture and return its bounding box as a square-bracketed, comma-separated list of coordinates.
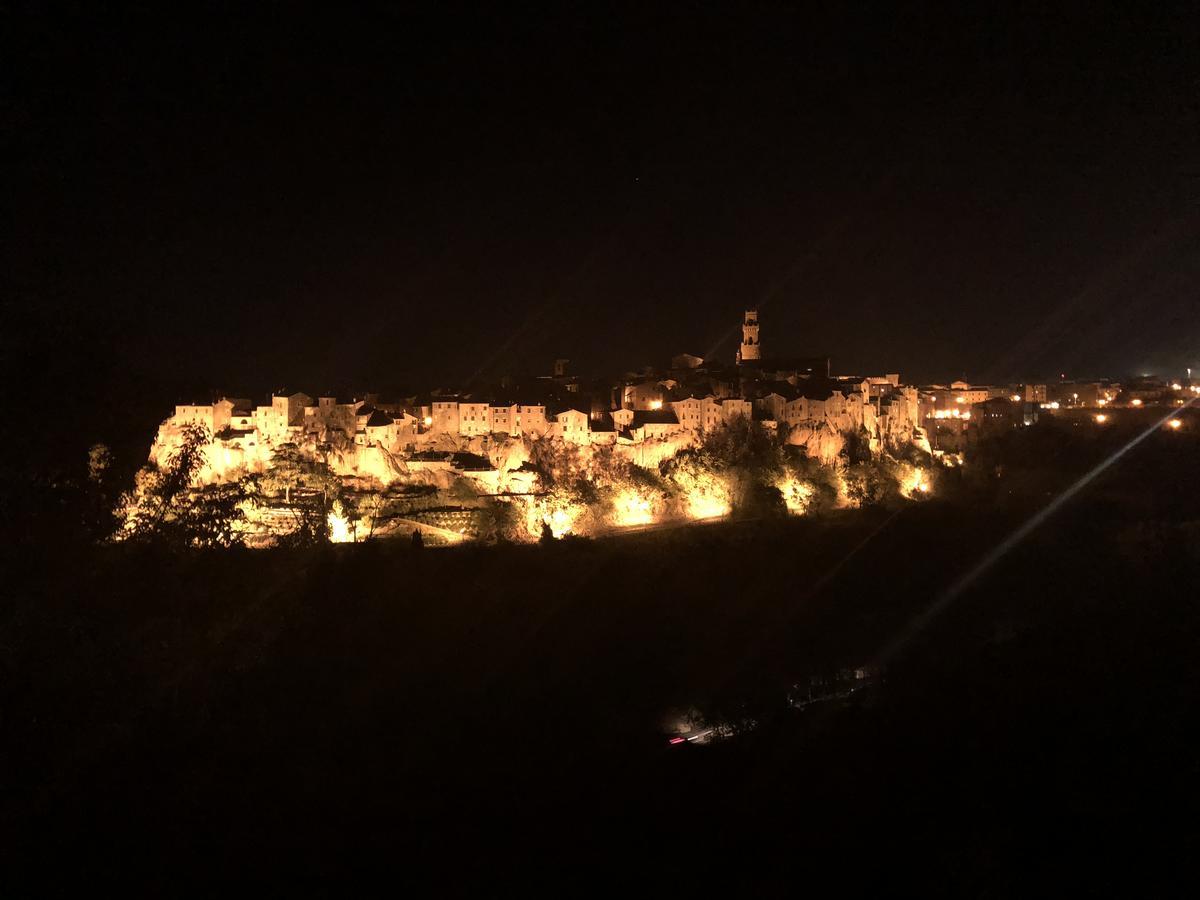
[877, 399, 1198, 665]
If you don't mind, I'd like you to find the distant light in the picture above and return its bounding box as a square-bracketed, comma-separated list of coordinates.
[649, 399, 663, 410]
[669, 737, 685, 745]
[1171, 383, 1182, 391]
[1095, 414, 1107, 424]
[1168, 419, 1183, 430]
[1131, 399, 1143, 407]
[423, 415, 433, 426]
[1098, 398, 1107, 406]
[1010, 394, 1021, 402]
[955, 396, 966, 404]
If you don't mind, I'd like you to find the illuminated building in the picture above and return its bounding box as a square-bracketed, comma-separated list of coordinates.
[145, 309, 954, 518]
[736, 309, 761, 364]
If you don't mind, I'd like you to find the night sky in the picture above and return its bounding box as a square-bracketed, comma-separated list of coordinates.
[7, 4, 1199, 429]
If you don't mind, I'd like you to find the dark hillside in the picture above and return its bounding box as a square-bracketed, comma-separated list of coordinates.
[4, 422, 1200, 888]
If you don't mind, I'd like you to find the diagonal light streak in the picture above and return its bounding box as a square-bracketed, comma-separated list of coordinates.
[876, 398, 1197, 665]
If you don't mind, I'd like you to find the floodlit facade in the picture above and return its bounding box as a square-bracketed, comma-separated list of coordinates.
[552, 409, 591, 444]
[149, 309, 958, 492]
[459, 402, 492, 436]
[622, 380, 666, 411]
[671, 397, 724, 431]
[736, 309, 761, 364]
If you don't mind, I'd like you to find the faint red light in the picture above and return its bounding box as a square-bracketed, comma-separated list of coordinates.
[669, 737, 685, 745]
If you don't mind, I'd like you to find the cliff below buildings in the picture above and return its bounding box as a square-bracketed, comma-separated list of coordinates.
[148, 393, 929, 495]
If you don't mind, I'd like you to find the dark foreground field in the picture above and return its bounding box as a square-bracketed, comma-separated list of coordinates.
[4, 422, 1200, 890]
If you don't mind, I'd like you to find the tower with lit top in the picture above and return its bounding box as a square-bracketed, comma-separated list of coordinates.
[737, 309, 761, 364]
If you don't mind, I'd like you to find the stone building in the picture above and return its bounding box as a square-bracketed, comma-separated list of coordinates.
[736, 309, 761, 364]
[430, 399, 461, 434]
[671, 396, 724, 431]
[459, 401, 492, 436]
[150, 306, 943, 493]
[552, 408, 591, 445]
[621, 380, 666, 411]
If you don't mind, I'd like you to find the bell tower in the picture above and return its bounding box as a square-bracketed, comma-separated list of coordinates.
[737, 309, 761, 364]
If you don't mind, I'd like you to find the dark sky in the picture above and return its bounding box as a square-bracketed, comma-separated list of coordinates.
[6, 3, 1200, 418]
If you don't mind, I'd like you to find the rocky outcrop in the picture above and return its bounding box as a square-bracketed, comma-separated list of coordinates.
[149, 389, 932, 496]
[786, 422, 846, 466]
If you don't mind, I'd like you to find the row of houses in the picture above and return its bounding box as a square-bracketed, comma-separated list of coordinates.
[170, 377, 925, 454]
[168, 311, 918, 453]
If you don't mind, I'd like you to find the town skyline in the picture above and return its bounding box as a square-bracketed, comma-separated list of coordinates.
[10, 6, 1199, 430]
[8, 5, 1200, 884]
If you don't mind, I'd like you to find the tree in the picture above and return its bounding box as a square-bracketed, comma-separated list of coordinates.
[449, 477, 482, 503]
[261, 443, 339, 505]
[784, 451, 840, 514]
[843, 461, 897, 508]
[661, 418, 786, 518]
[741, 483, 788, 519]
[351, 491, 391, 541]
[87, 443, 113, 484]
[83, 443, 120, 540]
[841, 427, 875, 464]
[528, 437, 588, 489]
[260, 443, 344, 546]
[162, 481, 254, 548]
[119, 425, 251, 548]
[477, 496, 519, 543]
[699, 416, 786, 476]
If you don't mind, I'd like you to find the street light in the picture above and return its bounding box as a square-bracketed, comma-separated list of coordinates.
[1168, 419, 1183, 430]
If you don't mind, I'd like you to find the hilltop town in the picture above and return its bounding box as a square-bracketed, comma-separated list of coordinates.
[140, 309, 1196, 545]
[154, 310, 929, 485]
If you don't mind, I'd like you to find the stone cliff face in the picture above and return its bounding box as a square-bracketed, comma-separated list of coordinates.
[149, 422, 400, 486]
[786, 423, 846, 465]
[149, 393, 929, 493]
[779, 389, 927, 465]
[149, 426, 265, 483]
[150, 419, 551, 491]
